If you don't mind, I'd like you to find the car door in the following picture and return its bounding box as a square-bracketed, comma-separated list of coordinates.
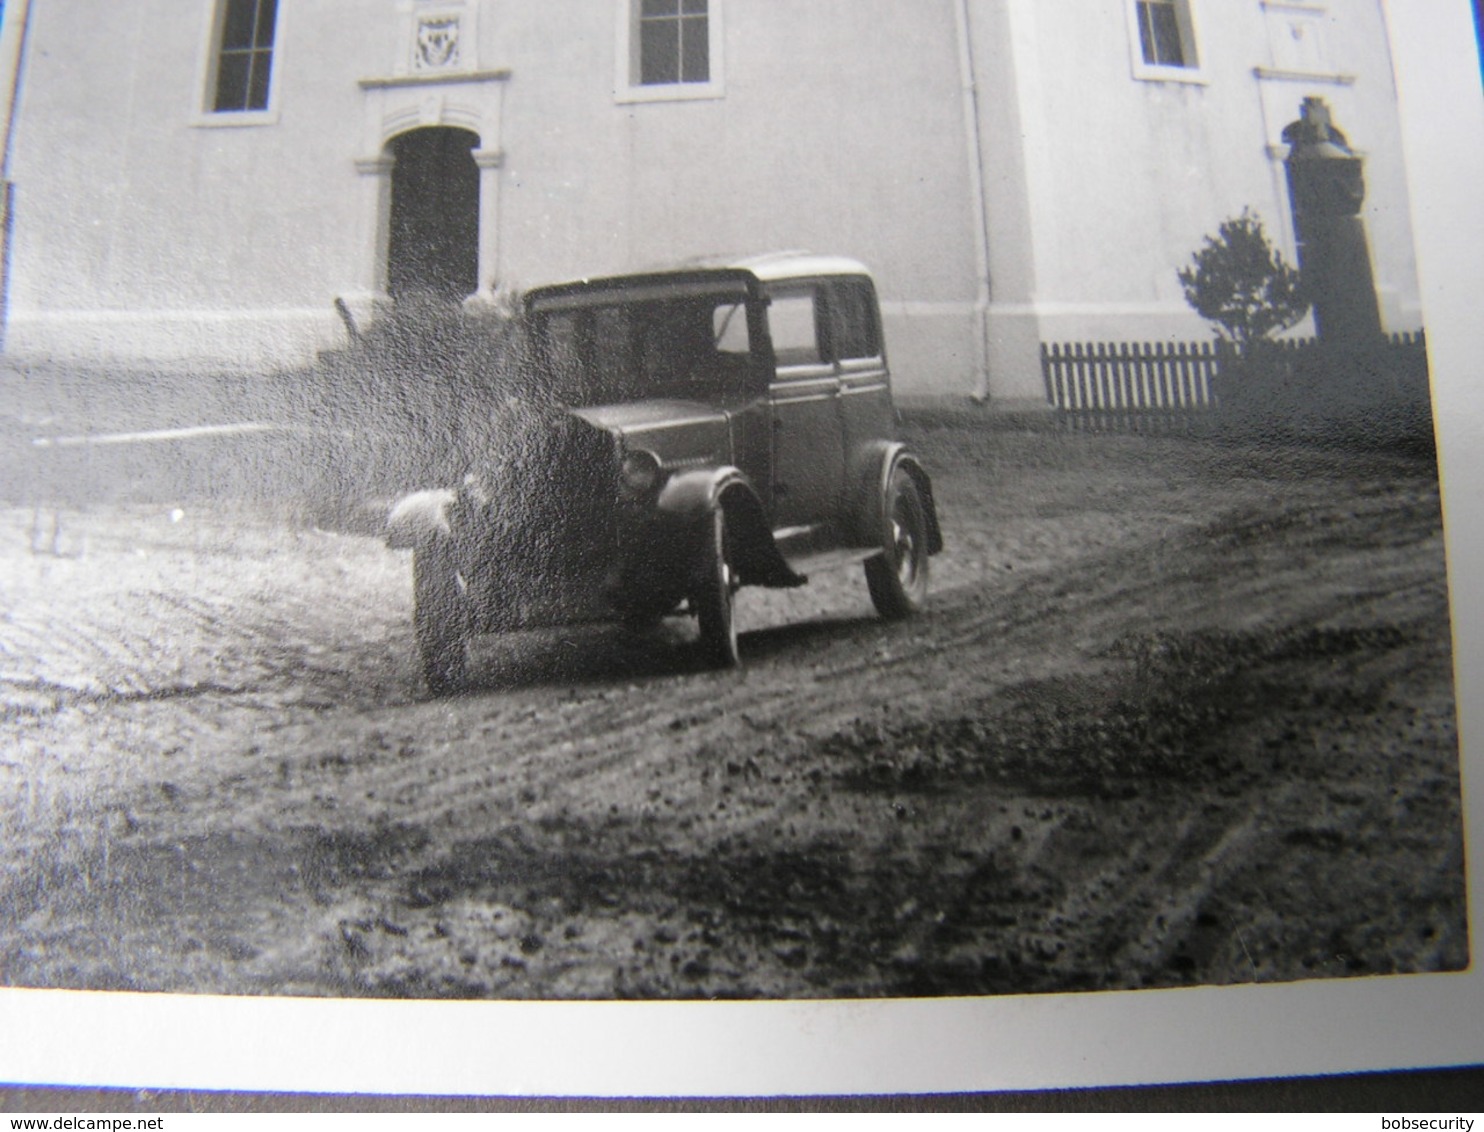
[830, 277, 895, 514]
[765, 282, 845, 536]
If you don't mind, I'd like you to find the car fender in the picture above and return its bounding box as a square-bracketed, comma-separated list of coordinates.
[850, 441, 944, 555]
[385, 488, 458, 550]
[657, 467, 805, 588]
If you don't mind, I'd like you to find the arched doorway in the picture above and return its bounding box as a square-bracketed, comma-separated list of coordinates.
[386, 126, 480, 302]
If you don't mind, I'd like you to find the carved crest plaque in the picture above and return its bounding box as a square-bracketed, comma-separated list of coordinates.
[413, 15, 461, 72]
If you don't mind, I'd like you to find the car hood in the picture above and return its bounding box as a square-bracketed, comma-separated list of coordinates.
[569, 400, 733, 470]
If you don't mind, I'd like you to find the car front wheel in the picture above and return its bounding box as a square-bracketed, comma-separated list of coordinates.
[694, 508, 740, 668]
[865, 467, 930, 619]
[413, 542, 469, 695]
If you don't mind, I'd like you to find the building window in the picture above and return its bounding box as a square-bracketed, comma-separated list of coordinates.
[638, 0, 709, 84]
[617, 0, 724, 103]
[1137, 1, 1189, 67]
[1126, 0, 1204, 83]
[212, 0, 278, 112]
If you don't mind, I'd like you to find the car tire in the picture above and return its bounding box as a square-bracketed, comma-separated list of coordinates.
[865, 466, 930, 619]
[413, 542, 469, 695]
[695, 508, 740, 668]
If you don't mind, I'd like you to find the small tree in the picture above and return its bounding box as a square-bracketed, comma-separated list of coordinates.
[1178, 210, 1308, 350]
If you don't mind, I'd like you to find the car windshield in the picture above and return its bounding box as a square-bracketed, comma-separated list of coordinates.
[529, 290, 755, 407]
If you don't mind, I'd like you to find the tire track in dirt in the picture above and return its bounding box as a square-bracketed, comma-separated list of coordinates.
[0, 434, 1464, 997]
[163, 476, 1448, 995]
[203, 476, 1445, 856]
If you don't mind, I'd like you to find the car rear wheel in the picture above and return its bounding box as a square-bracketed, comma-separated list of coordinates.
[866, 467, 930, 619]
[695, 508, 740, 668]
[413, 542, 469, 695]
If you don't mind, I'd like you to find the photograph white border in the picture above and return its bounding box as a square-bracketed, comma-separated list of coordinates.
[0, 0, 1479, 1099]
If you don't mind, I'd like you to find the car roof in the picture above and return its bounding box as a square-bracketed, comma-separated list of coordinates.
[525, 251, 875, 307]
[670, 250, 875, 282]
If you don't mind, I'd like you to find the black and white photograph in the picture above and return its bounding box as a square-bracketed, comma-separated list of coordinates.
[0, 0, 1479, 1099]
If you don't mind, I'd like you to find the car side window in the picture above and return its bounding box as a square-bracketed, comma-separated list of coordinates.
[765, 287, 823, 368]
[712, 302, 750, 355]
[829, 279, 882, 362]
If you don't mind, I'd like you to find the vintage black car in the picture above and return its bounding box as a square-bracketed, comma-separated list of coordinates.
[386, 252, 942, 694]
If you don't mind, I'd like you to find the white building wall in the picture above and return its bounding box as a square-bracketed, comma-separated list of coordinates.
[5, 1, 384, 364]
[985, 0, 1421, 378]
[490, 0, 986, 397]
[5, 0, 994, 395]
[0, 0, 1423, 402]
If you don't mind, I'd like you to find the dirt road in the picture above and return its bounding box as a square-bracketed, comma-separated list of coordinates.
[0, 420, 1467, 998]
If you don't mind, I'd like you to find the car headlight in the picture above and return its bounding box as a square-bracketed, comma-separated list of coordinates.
[620, 449, 662, 497]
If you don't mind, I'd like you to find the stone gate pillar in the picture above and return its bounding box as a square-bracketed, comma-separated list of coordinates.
[467, 146, 505, 308]
[1282, 97, 1383, 345]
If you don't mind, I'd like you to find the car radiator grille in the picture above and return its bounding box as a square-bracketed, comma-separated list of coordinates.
[458, 408, 619, 629]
